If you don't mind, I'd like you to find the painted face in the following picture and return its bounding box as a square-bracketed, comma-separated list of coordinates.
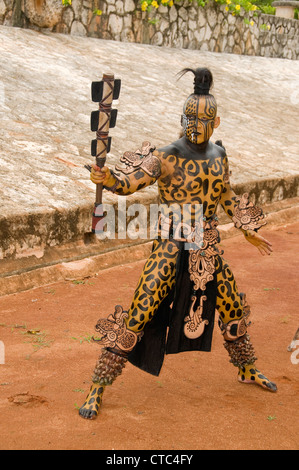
[182, 95, 218, 144]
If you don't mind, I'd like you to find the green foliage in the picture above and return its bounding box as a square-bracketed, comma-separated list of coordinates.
[61, 0, 277, 20]
[267, 415, 277, 421]
[93, 9, 103, 16]
[139, 0, 275, 19]
[61, 0, 102, 14]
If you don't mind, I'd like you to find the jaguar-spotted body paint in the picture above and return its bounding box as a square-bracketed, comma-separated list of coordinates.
[124, 145, 245, 333]
[182, 95, 218, 145]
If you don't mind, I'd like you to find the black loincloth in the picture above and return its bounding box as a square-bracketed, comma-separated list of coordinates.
[127, 243, 217, 376]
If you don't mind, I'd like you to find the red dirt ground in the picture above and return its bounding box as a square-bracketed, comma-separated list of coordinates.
[0, 222, 298, 450]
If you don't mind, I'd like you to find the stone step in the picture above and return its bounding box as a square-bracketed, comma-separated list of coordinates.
[1, 194, 298, 297]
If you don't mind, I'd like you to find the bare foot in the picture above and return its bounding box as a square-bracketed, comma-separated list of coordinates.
[238, 365, 277, 392]
[79, 383, 105, 419]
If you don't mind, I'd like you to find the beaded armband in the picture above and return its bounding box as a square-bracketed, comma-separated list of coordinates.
[115, 141, 161, 179]
[232, 193, 266, 231]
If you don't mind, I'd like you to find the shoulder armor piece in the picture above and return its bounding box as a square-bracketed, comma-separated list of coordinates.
[115, 141, 161, 179]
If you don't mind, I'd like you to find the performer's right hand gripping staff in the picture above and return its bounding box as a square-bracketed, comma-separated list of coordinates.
[79, 67, 277, 421]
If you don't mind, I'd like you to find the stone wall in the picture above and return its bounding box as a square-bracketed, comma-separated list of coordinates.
[1, 0, 298, 58]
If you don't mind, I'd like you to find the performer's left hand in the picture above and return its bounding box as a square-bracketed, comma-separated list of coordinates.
[244, 229, 273, 256]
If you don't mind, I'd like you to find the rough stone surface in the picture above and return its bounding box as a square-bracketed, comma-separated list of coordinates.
[23, 0, 63, 29]
[0, 25, 298, 289]
[1, 1, 298, 60]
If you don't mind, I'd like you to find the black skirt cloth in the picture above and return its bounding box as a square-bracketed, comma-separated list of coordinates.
[128, 242, 217, 376]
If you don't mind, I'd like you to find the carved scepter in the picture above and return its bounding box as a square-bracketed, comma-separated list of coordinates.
[86, 73, 121, 234]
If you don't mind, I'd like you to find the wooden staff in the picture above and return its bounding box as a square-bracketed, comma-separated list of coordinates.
[88, 73, 121, 234]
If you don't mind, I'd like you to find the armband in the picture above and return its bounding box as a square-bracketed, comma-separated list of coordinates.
[115, 141, 161, 179]
[232, 193, 266, 231]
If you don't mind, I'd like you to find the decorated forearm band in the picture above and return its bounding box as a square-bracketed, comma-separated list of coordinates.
[115, 141, 161, 179]
[232, 193, 266, 231]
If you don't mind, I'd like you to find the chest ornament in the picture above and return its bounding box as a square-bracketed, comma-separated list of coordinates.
[184, 216, 222, 341]
[188, 216, 221, 292]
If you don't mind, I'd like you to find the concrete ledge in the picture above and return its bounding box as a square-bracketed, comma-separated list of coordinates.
[1, 192, 299, 297]
[1, 174, 298, 267]
[0, 240, 154, 297]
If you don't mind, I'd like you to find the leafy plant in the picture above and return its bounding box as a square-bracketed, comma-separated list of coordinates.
[61, 0, 102, 15]
[267, 415, 277, 421]
[71, 334, 99, 344]
[93, 9, 103, 16]
[139, 0, 275, 23]
[22, 328, 54, 357]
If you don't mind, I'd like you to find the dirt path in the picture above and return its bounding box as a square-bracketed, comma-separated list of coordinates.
[0, 222, 298, 450]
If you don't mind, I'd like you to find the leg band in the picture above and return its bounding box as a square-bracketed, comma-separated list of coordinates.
[93, 305, 142, 354]
[224, 334, 258, 368]
[92, 349, 127, 386]
[218, 292, 251, 341]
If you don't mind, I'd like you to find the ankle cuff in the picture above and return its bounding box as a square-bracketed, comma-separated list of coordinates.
[224, 334, 258, 368]
[92, 349, 127, 386]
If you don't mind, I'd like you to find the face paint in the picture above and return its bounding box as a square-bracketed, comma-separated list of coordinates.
[182, 95, 217, 145]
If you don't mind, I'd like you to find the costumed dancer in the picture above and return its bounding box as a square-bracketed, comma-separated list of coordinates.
[79, 67, 277, 420]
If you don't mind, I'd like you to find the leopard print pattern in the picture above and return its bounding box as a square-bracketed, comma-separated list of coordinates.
[238, 364, 277, 392]
[123, 146, 244, 334]
[158, 153, 226, 215]
[79, 383, 105, 420]
[126, 239, 179, 333]
[214, 255, 244, 325]
[125, 244, 246, 336]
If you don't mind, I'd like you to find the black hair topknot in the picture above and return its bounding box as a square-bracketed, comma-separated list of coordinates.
[177, 67, 213, 96]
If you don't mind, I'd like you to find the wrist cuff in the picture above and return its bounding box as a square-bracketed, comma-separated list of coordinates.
[232, 193, 266, 231]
